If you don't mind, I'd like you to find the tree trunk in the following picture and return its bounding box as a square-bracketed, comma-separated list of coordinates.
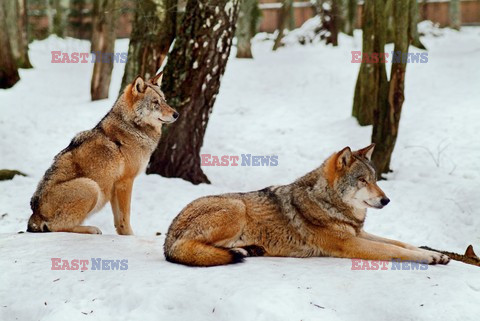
[371, 0, 410, 177]
[343, 0, 357, 36]
[4, 0, 32, 68]
[273, 0, 293, 51]
[120, 0, 177, 91]
[68, 0, 91, 39]
[328, 0, 340, 46]
[317, 0, 340, 46]
[408, 0, 426, 49]
[0, 1, 20, 88]
[90, 0, 117, 101]
[352, 0, 387, 126]
[147, 0, 241, 185]
[45, 0, 54, 35]
[385, 0, 394, 43]
[449, 0, 461, 30]
[53, 0, 67, 37]
[236, 0, 258, 58]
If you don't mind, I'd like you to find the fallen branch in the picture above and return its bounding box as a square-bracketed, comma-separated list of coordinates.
[0, 169, 27, 181]
[420, 245, 480, 267]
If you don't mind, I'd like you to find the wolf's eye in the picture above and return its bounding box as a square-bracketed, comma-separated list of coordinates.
[359, 178, 367, 183]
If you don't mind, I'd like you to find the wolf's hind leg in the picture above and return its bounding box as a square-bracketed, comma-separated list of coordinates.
[39, 178, 104, 234]
[165, 239, 245, 266]
[164, 198, 248, 266]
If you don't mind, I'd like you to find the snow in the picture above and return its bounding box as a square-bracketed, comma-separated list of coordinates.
[1, 26, 480, 320]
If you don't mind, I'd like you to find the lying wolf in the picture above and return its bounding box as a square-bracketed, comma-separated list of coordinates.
[28, 73, 178, 235]
[164, 144, 450, 266]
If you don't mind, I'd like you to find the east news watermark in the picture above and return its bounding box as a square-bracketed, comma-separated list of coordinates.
[351, 259, 429, 270]
[351, 51, 428, 64]
[201, 154, 278, 166]
[51, 258, 128, 270]
[51, 51, 128, 63]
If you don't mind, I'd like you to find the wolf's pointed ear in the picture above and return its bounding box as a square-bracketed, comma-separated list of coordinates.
[337, 147, 352, 170]
[357, 143, 375, 161]
[132, 76, 145, 96]
[150, 72, 163, 87]
[465, 245, 477, 258]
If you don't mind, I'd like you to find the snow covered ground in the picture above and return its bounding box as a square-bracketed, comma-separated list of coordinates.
[1, 26, 480, 321]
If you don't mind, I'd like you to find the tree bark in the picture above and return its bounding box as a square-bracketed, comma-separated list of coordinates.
[371, 0, 410, 177]
[90, 0, 117, 101]
[45, 0, 54, 35]
[147, 0, 241, 184]
[4, 0, 32, 69]
[328, 0, 340, 46]
[343, 0, 357, 36]
[273, 0, 293, 51]
[53, 0, 67, 37]
[120, 0, 177, 91]
[352, 0, 387, 126]
[236, 0, 259, 58]
[449, 0, 461, 30]
[68, 0, 91, 39]
[408, 0, 426, 49]
[0, 1, 20, 88]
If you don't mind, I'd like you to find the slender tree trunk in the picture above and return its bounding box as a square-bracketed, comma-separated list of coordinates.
[0, 1, 20, 88]
[328, 0, 340, 46]
[352, 0, 387, 126]
[449, 0, 461, 30]
[273, 0, 293, 51]
[317, 0, 340, 46]
[286, 0, 295, 30]
[53, 0, 67, 37]
[147, 0, 241, 184]
[68, 0, 90, 39]
[120, 0, 177, 91]
[385, 0, 394, 43]
[4, 0, 33, 68]
[90, 0, 117, 101]
[371, 0, 410, 177]
[408, 0, 426, 49]
[18, 0, 32, 68]
[343, 0, 357, 36]
[236, 0, 258, 58]
[45, 0, 54, 35]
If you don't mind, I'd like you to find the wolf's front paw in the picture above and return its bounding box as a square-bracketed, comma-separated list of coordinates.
[115, 224, 134, 235]
[419, 250, 450, 265]
[86, 226, 103, 234]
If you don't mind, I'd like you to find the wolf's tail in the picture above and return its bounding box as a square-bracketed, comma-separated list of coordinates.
[164, 239, 244, 267]
[26, 213, 50, 232]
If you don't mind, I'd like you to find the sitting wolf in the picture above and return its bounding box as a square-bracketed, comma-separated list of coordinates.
[28, 73, 178, 235]
[164, 144, 450, 266]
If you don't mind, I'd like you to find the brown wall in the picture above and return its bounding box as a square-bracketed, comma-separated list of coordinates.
[27, 0, 134, 40]
[259, 0, 315, 33]
[26, 0, 480, 41]
[258, 0, 480, 32]
[420, 0, 480, 26]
